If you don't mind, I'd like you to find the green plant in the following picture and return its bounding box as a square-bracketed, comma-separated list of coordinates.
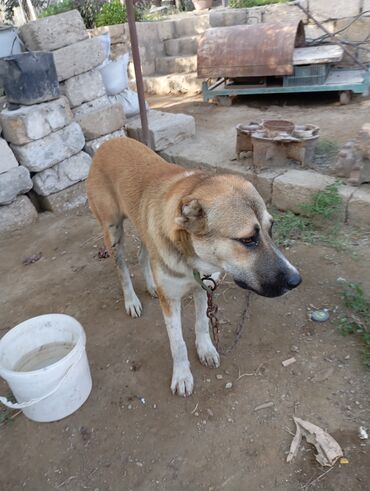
[272, 180, 345, 248]
[95, 0, 142, 27]
[40, 0, 74, 18]
[337, 281, 370, 367]
[229, 0, 288, 8]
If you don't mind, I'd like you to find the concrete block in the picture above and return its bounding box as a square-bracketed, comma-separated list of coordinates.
[0, 166, 33, 205]
[254, 169, 287, 204]
[84, 129, 126, 156]
[60, 70, 106, 108]
[210, 8, 248, 28]
[11, 122, 85, 172]
[272, 170, 337, 215]
[347, 186, 370, 228]
[32, 151, 91, 196]
[19, 10, 88, 51]
[263, 1, 308, 24]
[308, 0, 360, 21]
[0, 195, 38, 234]
[0, 97, 73, 145]
[0, 139, 18, 174]
[164, 35, 200, 56]
[74, 101, 125, 141]
[72, 96, 109, 116]
[38, 181, 88, 214]
[305, 21, 336, 41]
[53, 37, 107, 82]
[155, 55, 197, 75]
[127, 110, 195, 151]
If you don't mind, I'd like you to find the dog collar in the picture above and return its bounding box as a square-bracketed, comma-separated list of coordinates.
[193, 270, 217, 294]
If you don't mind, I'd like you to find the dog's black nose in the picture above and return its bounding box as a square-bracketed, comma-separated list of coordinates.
[286, 270, 302, 290]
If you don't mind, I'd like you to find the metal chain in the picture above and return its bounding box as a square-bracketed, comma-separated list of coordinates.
[206, 290, 220, 350]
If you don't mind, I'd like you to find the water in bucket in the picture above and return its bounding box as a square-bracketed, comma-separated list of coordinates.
[14, 342, 75, 372]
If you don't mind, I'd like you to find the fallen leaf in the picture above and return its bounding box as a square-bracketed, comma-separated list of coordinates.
[287, 417, 343, 467]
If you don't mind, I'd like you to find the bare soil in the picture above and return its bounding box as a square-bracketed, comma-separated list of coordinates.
[1, 95, 370, 491]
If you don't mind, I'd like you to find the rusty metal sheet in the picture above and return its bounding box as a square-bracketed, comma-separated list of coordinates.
[197, 22, 305, 79]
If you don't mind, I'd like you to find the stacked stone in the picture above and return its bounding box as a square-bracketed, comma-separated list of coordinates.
[0, 9, 127, 214]
[0, 128, 36, 232]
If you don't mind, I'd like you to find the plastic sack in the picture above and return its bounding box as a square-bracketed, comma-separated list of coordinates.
[99, 53, 129, 96]
[108, 88, 149, 118]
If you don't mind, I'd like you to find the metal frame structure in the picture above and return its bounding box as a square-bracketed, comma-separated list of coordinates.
[202, 65, 370, 104]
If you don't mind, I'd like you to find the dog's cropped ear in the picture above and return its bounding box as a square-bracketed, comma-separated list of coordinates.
[175, 198, 206, 234]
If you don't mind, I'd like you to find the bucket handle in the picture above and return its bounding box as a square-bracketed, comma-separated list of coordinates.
[0, 347, 84, 410]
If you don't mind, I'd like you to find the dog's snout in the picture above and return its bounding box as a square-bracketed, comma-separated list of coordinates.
[286, 269, 302, 290]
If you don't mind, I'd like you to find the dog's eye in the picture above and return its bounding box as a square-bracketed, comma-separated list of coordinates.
[237, 234, 259, 249]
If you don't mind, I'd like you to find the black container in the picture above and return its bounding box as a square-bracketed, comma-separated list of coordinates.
[0, 51, 60, 105]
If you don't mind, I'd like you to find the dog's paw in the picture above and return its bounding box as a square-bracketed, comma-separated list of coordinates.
[196, 338, 220, 368]
[124, 293, 143, 318]
[146, 285, 158, 298]
[171, 364, 194, 397]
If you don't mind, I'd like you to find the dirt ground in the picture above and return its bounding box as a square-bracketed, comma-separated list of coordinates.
[1, 95, 370, 491]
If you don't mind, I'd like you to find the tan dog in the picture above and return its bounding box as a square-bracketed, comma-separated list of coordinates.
[87, 137, 301, 396]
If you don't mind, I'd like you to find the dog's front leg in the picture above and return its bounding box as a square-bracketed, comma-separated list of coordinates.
[157, 290, 194, 397]
[193, 288, 220, 368]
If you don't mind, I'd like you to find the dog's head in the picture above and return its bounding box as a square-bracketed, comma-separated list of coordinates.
[175, 174, 301, 297]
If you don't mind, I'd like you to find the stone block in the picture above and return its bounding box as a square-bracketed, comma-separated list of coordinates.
[272, 170, 337, 215]
[254, 169, 287, 204]
[305, 21, 335, 41]
[32, 151, 91, 196]
[263, 1, 308, 24]
[0, 139, 18, 174]
[38, 181, 88, 214]
[11, 122, 85, 172]
[175, 15, 209, 36]
[210, 8, 248, 28]
[60, 70, 106, 108]
[164, 36, 199, 56]
[0, 166, 33, 205]
[84, 129, 126, 156]
[111, 43, 129, 60]
[157, 19, 176, 40]
[347, 186, 370, 228]
[19, 10, 88, 51]
[53, 37, 107, 82]
[308, 0, 360, 21]
[0, 195, 38, 234]
[127, 110, 195, 151]
[335, 17, 370, 42]
[90, 23, 129, 45]
[74, 102, 125, 141]
[0, 97, 72, 145]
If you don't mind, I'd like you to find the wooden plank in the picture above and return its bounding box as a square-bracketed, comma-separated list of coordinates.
[293, 45, 344, 65]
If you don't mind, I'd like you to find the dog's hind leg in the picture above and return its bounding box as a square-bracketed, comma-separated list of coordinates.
[193, 288, 220, 368]
[138, 244, 158, 298]
[105, 220, 143, 318]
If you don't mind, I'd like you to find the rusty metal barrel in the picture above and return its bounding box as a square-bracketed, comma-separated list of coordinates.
[197, 22, 305, 79]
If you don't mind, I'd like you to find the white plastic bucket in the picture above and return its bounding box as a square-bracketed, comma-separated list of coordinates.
[0, 314, 92, 422]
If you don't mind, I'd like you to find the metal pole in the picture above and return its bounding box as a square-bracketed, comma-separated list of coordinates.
[125, 0, 150, 147]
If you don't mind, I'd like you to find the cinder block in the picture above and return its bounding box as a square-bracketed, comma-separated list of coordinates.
[11, 122, 85, 172]
[53, 37, 107, 82]
[210, 8, 248, 28]
[0, 195, 38, 234]
[19, 10, 88, 51]
[32, 151, 92, 196]
[0, 166, 33, 205]
[347, 186, 370, 228]
[74, 101, 125, 141]
[263, 1, 308, 23]
[127, 110, 195, 151]
[272, 169, 337, 215]
[308, 0, 360, 21]
[0, 97, 73, 145]
[164, 35, 200, 56]
[84, 129, 126, 156]
[60, 70, 106, 108]
[0, 138, 18, 174]
[38, 181, 88, 214]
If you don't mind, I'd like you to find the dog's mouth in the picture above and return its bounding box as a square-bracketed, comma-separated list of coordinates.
[233, 279, 290, 298]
